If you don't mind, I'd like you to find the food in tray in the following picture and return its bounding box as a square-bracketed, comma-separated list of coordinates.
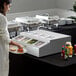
[21, 37, 31, 42]
[15, 35, 24, 41]
[34, 41, 45, 46]
[27, 39, 38, 44]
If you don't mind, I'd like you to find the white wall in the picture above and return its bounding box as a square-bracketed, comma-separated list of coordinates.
[9, 0, 55, 13]
[56, 0, 75, 10]
[9, 0, 76, 13]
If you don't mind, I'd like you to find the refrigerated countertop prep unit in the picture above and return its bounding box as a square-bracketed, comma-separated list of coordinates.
[12, 29, 71, 57]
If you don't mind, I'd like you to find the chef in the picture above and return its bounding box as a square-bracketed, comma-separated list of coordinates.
[0, 0, 22, 76]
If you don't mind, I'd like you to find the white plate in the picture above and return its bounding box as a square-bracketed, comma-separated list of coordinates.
[9, 45, 27, 54]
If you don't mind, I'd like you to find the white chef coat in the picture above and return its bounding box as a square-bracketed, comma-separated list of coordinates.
[0, 13, 10, 76]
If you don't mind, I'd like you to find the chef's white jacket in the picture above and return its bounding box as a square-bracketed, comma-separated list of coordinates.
[0, 13, 10, 76]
